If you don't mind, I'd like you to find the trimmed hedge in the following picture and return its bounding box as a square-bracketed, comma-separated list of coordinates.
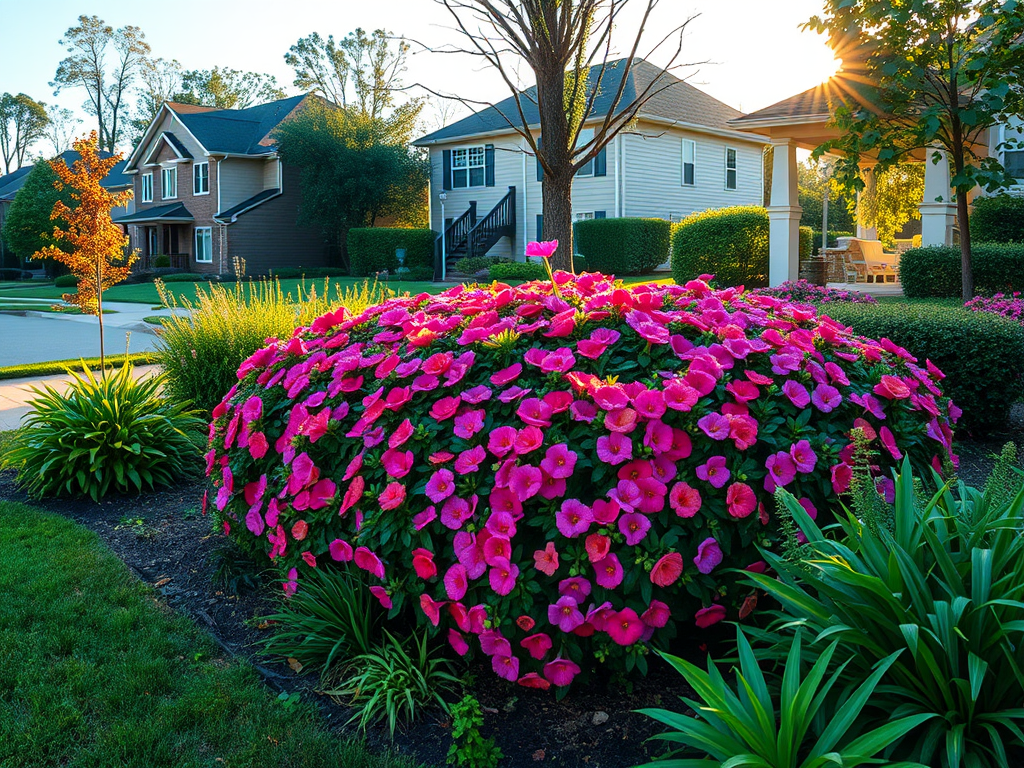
[488, 261, 547, 281]
[971, 194, 1024, 244]
[898, 244, 1024, 298]
[347, 228, 437, 277]
[671, 206, 769, 288]
[799, 226, 813, 259]
[54, 275, 78, 288]
[575, 217, 671, 275]
[152, 254, 171, 268]
[823, 301, 1024, 435]
[454, 256, 499, 275]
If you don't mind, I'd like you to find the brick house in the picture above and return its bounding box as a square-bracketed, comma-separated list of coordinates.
[116, 94, 330, 275]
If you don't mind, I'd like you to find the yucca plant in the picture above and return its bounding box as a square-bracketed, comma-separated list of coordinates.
[637, 627, 932, 768]
[748, 451, 1024, 768]
[4, 363, 204, 501]
[325, 630, 460, 736]
[258, 566, 379, 674]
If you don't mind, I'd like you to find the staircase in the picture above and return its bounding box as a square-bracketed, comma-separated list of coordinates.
[434, 186, 517, 280]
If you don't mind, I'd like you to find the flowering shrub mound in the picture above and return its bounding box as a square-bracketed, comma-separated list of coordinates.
[965, 292, 1024, 325]
[208, 274, 957, 689]
[751, 280, 877, 305]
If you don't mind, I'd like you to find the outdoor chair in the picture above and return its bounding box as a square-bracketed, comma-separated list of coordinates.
[826, 238, 899, 283]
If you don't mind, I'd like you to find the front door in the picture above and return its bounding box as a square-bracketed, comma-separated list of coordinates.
[148, 228, 158, 260]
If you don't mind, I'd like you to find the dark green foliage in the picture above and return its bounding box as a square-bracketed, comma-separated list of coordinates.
[810, 229, 855, 255]
[54, 274, 78, 287]
[747, 459, 1024, 768]
[970, 194, 1024, 244]
[400, 266, 434, 281]
[823, 301, 1024, 434]
[488, 261, 547, 280]
[1, 161, 74, 261]
[799, 225, 813, 259]
[152, 254, 171, 268]
[347, 227, 437, 277]
[454, 256, 499, 275]
[210, 541, 265, 595]
[671, 206, 769, 288]
[267, 267, 348, 279]
[447, 695, 503, 768]
[0, 267, 32, 279]
[574, 217, 671, 275]
[637, 627, 932, 768]
[0, 501, 416, 768]
[899, 244, 1024, 297]
[4, 364, 205, 501]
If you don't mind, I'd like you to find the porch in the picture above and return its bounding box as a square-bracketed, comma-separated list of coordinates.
[112, 202, 195, 272]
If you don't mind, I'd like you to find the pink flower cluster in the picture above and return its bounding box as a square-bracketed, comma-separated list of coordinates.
[964, 292, 1024, 326]
[752, 280, 877, 305]
[208, 272, 956, 688]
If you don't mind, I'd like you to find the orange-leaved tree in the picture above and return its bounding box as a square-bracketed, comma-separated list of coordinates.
[34, 131, 137, 367]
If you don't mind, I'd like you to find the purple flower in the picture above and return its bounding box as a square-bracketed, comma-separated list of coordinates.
[697, 412, 731, 440]
[556, 499, 594, 538]
[811, 383, 842, 413]
[694, 537, 723, 574]
[548, 596, 585, 633]
[596, 432, 633, 465]
[618, 511, 652, 545]
[766, 451, 797, 487]
[695, 455, 730, 488]
[782, 380, 810, 408]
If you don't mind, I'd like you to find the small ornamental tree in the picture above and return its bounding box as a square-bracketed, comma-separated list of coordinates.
[34, 131, 136, 366]
[209, 271, 957, 689]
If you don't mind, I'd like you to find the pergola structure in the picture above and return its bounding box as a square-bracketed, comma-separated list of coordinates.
[728, 73, 975, 286]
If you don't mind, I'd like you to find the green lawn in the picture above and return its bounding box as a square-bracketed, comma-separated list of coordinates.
[0, 501, 417, 768]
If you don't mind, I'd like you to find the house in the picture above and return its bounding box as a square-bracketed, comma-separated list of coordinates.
[413, 58, 768, 271]
[0, 150, 132, 267]
[115, 94, 329, 275]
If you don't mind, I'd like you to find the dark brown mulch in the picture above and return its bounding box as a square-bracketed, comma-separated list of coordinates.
[0, 469, 700, 768]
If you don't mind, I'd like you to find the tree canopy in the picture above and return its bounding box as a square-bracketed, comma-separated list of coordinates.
[1, 161, 74, 264]
[857, 164, 924, 247]
[176, 67, 287, 110]
[0, 93, 49, 174]
[798, 159, 855, 233]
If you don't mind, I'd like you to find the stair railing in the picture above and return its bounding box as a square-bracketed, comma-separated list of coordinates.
[433, 201, 477, 281]
[466, 186, 516, 259]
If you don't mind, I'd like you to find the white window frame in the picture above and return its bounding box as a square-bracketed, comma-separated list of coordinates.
[193, 162, 209, 195]
[573, 212, 595, 222]
[682, 140, 696, 186]
[451, 146, 486, 189]
[194, 227, 212, 263]
[1003, 149, 1024, 180]
[162, 166, 177, 200]
[575, 128, 595, 178]
[141, 172, 153, 203]
[725, 147, 738, 191]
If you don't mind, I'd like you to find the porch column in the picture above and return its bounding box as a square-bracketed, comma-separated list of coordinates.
[856, 166, 877, 240]
[920, 148, 956, 246]
[767, 139, 802, 286]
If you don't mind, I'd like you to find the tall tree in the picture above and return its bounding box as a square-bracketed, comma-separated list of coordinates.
[285, 28, 422, 131]
[128, 57, 183, 143]
[273, 100, 429, 271]
[176, 67, 287, 110]
[798, 159, 855, 233]
[44, 106, 82, 157]
[436, 1, 690, 271]
[34, 132, 136, 366]
[52, 16, 151, 152]
[0, 93, 49, 174]
[856, 163, 925, 247]
[808, 0, 1024, 300]
[1, 161, 75, 268]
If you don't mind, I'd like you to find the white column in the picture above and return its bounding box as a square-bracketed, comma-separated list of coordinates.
[855, 166, 877, 240]
[920, 148, 956, 246]
[767, 139, 802, 286]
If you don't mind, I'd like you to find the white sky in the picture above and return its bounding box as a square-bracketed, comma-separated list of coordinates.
[0, 0, 840, 151]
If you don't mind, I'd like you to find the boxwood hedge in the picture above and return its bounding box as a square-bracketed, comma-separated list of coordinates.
[671, 206, 769, 288]
[970, 194, 1024, 244]
[347, 228, 437, 277]
[898, 244, 1024, 298]
[574, 217, 670, 275]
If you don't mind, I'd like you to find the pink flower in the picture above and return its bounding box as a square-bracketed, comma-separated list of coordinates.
[444, 563, 468, 601]
[618, 511, 652, 545]
[697, 412, 731, 440]
[517, 398, 553, 427]
[378, 482, 406, 510]
[441, 495, 473, 529]
[548, 595, 585, 632]
[766, 451, 797, 488]
[420, 593, 446, 625]
[607, 608, 645, 646]
[556, 499, 593, 538]
[726, 380, 759, 403]
[534, 542, 559, 576]
[425, 469, 456, 503]
[669, 481, 702, 518]
[521, 633, 553, 660]
[329, 538, 353, 561]
[413, 506, 437, 530]
[558, 576, 592, 604]
[453, 409, 486, 439]
[879, 426, 903, 460]
[369, 586, 392, 609]
[487, 426, 518, 457]
[596, 432, 633, 465]
[381, 448, 414, 478]
[540, 443, 577, 479]
[696, 456, 730, 488]
[518, 673, 551, 690]
[509, 465, 543, 499]
[790, 439, 817, 473]
[782, 380, 810, 408]
[633, 389, 667, 419]
[248, 432, 269, 459]
[695, 604, 726, 628]
[354, 547, 385, 579]
[641, 600, 671, 628]
[493, 654, 520, 682]
[811, 383, 842, 413]
[449, 628, 469, 656]
[831, 462, 853, 494]
[693, 537, 723, 574]
[489, 558, 519, 595]
[585, 533, 611, 563]
[725, 482, 756, 518]
[514, 425, 545, 455]
[526, 239, 559, 258]
[594, 552, 624, 589]
[874, 374, 912, 400]
[455, 445, 487, 474]
[651, 552, 683, 587]
[543, 657, 581, 687]
[412, 548, 437, 579]
[491, 364, 522, 386]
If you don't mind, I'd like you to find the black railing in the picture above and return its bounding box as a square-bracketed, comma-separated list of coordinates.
[434, 201, 476, 281]
[467, 186, 516, 259]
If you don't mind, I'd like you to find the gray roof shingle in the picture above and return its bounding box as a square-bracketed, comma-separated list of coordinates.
[0, 152, 131, 201]
[172, 94, 308, 155]
[414, 58, 745, 145]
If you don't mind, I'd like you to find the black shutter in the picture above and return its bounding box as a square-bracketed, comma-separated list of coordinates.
[536, 214, 544, 240]
[535, 138, 543, 182]
[442, 149, 452, 191]
[595, 210, 607, 219]
[485, 144, 495, 186]
[594, 147, 607, 177]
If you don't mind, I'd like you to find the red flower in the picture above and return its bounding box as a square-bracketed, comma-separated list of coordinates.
[651, 552, 683, 587]
[412, 548, 437, 579]
[695, 604, 726, 628]
[585, 533, 611, 563]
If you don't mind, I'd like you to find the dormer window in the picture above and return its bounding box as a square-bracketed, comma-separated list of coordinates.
[162, 167, 177, 199]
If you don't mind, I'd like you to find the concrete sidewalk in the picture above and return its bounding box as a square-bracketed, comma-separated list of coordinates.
[0, 365, 161, 431]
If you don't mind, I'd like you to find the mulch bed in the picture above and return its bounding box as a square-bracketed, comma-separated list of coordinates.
[2, 404, 1021, 768]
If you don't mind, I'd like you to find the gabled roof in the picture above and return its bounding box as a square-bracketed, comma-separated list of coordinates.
[113, 202, 193, 224]
[0, 152, 131, 201]
[143, 131, 194, 164]
[729, 73, 877, 128]
[170, 94, 309, 155]
[414, 58, 750, 145]
[214, 188, 281, 222]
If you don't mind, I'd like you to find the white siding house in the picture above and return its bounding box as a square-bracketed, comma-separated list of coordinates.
[414, 58, 768, 268]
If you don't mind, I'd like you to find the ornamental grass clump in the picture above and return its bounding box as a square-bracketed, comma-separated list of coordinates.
[208, 272, 956, 689]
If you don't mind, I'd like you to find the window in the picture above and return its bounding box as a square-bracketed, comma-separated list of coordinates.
[573, 212, 595, 222]
[1005, 150, 1024, 179]
[162, 166, 177, 199]
[576, 128, 595, 177]
[193, 162, 209, 195]
[682, 140, 696, 186]
[451, 146, 486, 188]
[141, 173, 153, 202]
[195, 227, 212, 263]
[725, 147, 737, 190]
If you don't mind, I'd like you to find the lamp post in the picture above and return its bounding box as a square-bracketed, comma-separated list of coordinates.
[438, 191, 447, 281]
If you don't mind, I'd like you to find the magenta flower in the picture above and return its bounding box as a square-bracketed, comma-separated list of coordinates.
[425, 468, 456, 503]
[696, 455, 730, 488]
[487, 426, 518, 457]
[693, 537, 723, 574]
[593, 385, 629, 410]
[455, 445, 486, 474]
[492, 654, 520, 682]
[509, 465, 543, 499]
[381, 448, 413, 478]
[491, 364, 522, 386]
[514, 425, 545, 455]
[489, 558, 520, 596]
[618, 511, 652, 545]
[606, 608, 645, 646]
[412, 505, 436, 530]
[596, 432, 633, 465]
[641, 600, 671, 628]
[522, 633, 553, 660]
[354, 546, 385, 579]
[440, 495, 473, 530]
[695, 604, 726, 628]
[782, 380, 810, 408]
[725, 482, 756, 518]
[594, 552, 624, 589]
[419, 593, 445, 625]
[790, 440, 817, 473]
[378, 482, 406, 510]
[444, 563, 468, 600]
[766, 451, 797, 487]
[697, 412, 731, 440]
[369, 585, 392, 609]
[556, 499, 594, 538]
[811, 383, 842, 413]
[453, 409, 485, 439]
[548, 596, 585, 632]
[517, 397, 553, 427]
[329, 538, 353, 562]
[879, 425, 903, 460]
[543, 657, 581, 687]
[540, 443, 577, 479]
[526, 239, 559, 258]
[669, 481, 702, 518]
[412, 548, 437, 579]
[633, 389, 667, 419]
[449, 628, 469, 656]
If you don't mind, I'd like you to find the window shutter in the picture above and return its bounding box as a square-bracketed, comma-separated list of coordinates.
[485, 144, 495, 186]
[594, 147, 607, 177]
[442, 149, 452, 191]
[536, 138, 544, 182]
[536, 214, 544, 240]
[595, 210, 606, 219]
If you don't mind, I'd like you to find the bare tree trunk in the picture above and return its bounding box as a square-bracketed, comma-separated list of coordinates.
[957, 191, 973, 301]
[96, 258, 105, 370]
[543, 168, 576, 273]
